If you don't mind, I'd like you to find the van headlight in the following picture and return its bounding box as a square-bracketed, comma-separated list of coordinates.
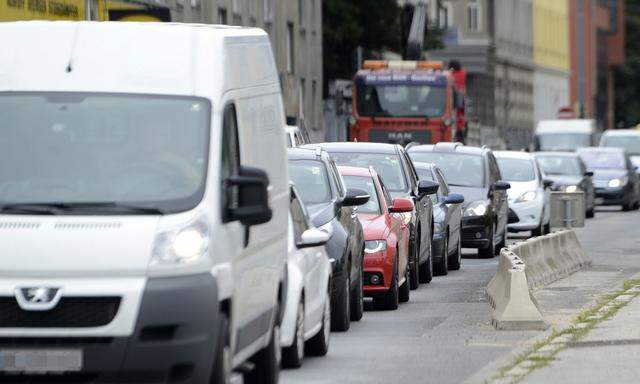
[464, 201, 488, 217]
[515, 191, 537, 203]
[365, 240, 387, 254]
[151, 217, 210, 267]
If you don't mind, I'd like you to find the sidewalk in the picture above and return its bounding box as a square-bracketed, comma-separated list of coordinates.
[522, 295, 640, 384]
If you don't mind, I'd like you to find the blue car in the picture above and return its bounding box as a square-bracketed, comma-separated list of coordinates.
[412, 162, 465, 275]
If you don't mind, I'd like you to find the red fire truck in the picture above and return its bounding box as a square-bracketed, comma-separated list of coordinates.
[348, 60, 466, 145]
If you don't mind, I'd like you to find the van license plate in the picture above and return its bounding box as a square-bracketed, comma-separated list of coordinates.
[0, 349, 82, 373]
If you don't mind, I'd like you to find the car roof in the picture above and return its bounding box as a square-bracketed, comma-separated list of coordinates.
[602, 129, 640, 137]
[408, 142, 487, 156]
[287, 147, 330, 161]
[411, 161, 434, 171]
[302, 142, 400, 154]
[494, 150, 534, 160]
[577, 146, 625, 154]
[533, 151, 580, 158]
[337, 165, 374, 177]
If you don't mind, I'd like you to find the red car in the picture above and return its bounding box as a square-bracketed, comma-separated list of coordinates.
[338, 166, 414, 310]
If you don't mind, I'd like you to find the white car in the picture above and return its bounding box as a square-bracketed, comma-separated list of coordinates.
[281, 186, 333, 368]
[495, 151, 551, 236]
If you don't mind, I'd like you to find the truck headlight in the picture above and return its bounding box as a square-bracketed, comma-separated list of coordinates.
[151, 217, 210, 266]
[464, 201, 488, 217]
[515, 191, 537, 203]
[365, 240, 387, 254]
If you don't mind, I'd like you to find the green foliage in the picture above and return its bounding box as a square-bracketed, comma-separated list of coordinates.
[614, 0, 640, 127]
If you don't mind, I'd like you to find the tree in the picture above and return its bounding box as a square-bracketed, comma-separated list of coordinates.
[614, 0, 640, 127]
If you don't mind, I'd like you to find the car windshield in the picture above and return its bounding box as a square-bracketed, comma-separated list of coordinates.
[342, 176, 381, 214]
[600, 136, 640, 156]
[356, 83, 446, 118]
[330, 152, 408, 192]
[288, 160, 333, 205]
[579, 152, 625, 170]
[537, 133, 591, 151]
[0, 93, 210, 214]
[409, 152, 484, 187]
[536, 156, 583, 176]
[496, 158, 536, 182]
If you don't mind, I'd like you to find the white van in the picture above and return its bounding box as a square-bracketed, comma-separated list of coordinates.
[0, 22, 288, 383]
[534, 119, 598, 152]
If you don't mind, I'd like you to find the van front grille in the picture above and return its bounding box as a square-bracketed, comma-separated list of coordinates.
[0, 297, 120, 328]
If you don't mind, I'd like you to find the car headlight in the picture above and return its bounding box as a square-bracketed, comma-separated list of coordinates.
[151, 217, 210, 267]
[608, 177, 627, 188]
[318, 221, 334, 238]
[515, 191, 537, 203]
[365, 240, 387, 254]
[464, 201, 488, 217]
[564, 185, 579, 193]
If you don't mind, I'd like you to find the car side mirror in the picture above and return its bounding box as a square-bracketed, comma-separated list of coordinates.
[585, 171, 594, 177]
[492, 181, 511, 191]
[297, 228, 330, 248]
[389, 197, 414, 213]
[343, 188, 370, 207]
[226, 166, 272, 226]
[418, 180, 439, 196]
[543, 179, 554, 189]
[444, 193, 465, 205]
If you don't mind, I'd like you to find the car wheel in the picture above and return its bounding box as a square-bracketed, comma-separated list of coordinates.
[399, 257, 410, 303]
[350, 263, 364, 322]
[586, 207, 595, 218]
[282, 298, 304, 368]
[418, 250, 433, 284]
[532, 222, 543, 237]
[478, 224, 495, 259]
[543, 221, 551, 234]
[448, 236, 462, 271]
[495, 225, 506, 255]
[306, 290, 331, 356]
[408, 240, 420, 290]
[434, 235, 449, 276]
[374, 260, 399, 310]
[245, 308, 281, 384]
[330, 274, 350, 332]
[623, 201, 633, 211]
[210, 314, 231, 384]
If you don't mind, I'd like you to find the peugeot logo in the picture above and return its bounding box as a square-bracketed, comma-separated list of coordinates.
[15, 287, 62, 311]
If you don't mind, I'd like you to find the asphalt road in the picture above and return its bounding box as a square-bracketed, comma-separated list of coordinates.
[281, 207, 640, 384]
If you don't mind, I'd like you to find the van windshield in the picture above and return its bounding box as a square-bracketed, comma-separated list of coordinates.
[0, 93, 210, 214]
[537, 133, 591, 151]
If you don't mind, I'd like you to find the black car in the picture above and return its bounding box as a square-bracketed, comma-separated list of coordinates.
[412, 162, 464, 275]
[534, 152, 596, 218]
[287, 148, 368, 332]
[303, 142, 439, 287]
[407, 143, 510, 258]
[577, 147, 640, 211]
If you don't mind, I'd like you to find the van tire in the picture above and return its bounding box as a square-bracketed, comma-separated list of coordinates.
[331, 275, 350, 332]
[282, 298, 304, 369]
[245, 309, 281, 384]
[210, 314, 231, 384]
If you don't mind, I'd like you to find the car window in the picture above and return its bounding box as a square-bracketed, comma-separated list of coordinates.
[378, 176, 394, 209]
[222, 104, 240, 221]
[288, 160, 333, 205]
[496, 157, 536, 182]
[327, 159, 346, 198]
[536, 156, 583, 176]
[331, 152, 408, 192]
[409, 152, 485, 188]
[399, 150, 418, 189]
[579, 151, 625, 170]
[435, 169, 449, 196]
[290, 189, 310, 242]
[488, 155, 500, 184]
[343, 175, 381, 214]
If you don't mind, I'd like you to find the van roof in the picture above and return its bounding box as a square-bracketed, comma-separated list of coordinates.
[536, 119, 596, 134]
[0, 21, 278, 100]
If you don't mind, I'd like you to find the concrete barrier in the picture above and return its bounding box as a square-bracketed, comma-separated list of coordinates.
[486, 230, 591, 330]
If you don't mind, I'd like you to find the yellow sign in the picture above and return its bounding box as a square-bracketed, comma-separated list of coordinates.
[1, 0, 168, 21]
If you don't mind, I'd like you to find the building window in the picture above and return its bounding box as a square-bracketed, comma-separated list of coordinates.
[299, 78, 306, 119]
[312, 80, 317, 128]
[218, 7, 228, 24]
[439, 2, 452, 29]
[286, 22, 295, 74]
[311, 0, 316, 33]
[299, 0, 305, 31]
[232, 0, 242, 25]
[467, 2, 481, 32]
[263, 0, 273, 23]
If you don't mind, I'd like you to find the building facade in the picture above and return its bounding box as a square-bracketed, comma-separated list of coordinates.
[533, 0, 570, 125]
[173, 0, 324, 139]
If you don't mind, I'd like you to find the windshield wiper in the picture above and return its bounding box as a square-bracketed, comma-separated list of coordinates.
[0, 202, 164, 215]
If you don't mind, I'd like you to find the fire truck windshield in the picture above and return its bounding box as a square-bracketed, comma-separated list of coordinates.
[356, 83, 446, 118]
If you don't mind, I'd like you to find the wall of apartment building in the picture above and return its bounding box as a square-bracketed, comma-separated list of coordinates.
[169, 0, 323, 140]
[533, 0, 570, 124]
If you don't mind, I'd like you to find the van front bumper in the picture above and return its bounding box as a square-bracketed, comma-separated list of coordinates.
[0, 273, 221, 383]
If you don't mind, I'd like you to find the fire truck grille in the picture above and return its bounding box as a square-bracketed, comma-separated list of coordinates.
[368, 129, 432, 145]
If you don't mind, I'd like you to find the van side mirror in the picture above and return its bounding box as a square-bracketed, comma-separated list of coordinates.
[297, 228, 330, 248]
[444, 193, 465, 205]
[492, 181, 511, 191]
[418, 180, 439, 196]
[226, 166, 272, 226]
[543, 179, 554, 189]
[585, 171, 594, 177]
[343, 188, 370, 207]
[389, 198, 414, 213]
